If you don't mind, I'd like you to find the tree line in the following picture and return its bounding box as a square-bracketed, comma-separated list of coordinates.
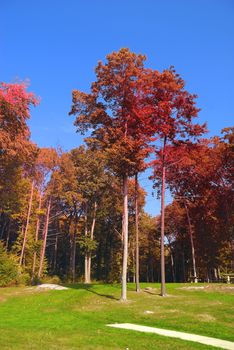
[0, 49, 233, 300]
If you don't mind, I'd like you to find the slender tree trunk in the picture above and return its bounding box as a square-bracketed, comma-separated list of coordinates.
[132, 248, 136, 283]
[184, 202, 198, 283]
[87, 201, 97, 283]
[160, 138, 166, 296]
[217, 267, 221, 280]
[53, 233, 58, 272]
[170, 248, 175, 282]
[206, 268, 210, 283]
[182, 250, 186, 282]
[214, 268, 218, 281]
[20, 181, 34, 266]
[135, 173, 140, 292]
[71, 232, 76, 283]
[167, 237, 175, 282]
[121, 173, 128, 301]
[5, 223, 11, 250]
[38, 199, 51, 279]
[32, 193, 42, 283]
[84, 203, 89, 283]
[71, 215, 78, 283]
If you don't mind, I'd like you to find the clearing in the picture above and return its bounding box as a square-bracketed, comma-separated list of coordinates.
[0, 283, 233, 349]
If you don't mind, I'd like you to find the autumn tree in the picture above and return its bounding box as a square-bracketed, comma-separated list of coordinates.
[142, 68, 207, 295]
[34, 148, 59, 280]
[70, 48, 152, 300]
[0, 82, 38, 236]
[164, 130, 233, 280]
[0, 82, 39, 273]
[70, 146, 109, 283]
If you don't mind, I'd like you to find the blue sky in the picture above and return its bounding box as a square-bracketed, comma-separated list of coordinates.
[1, 0, 233, 215]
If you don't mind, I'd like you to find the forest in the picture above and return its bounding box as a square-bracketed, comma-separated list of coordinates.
[0, 48, 233, 300]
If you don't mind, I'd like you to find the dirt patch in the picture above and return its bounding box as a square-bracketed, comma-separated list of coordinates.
[178, 286, 208, 290]
[197, 313, 216, 322]
[35, 284, 68, 291]
[167, 309, 181, 314]
[42, 307, 57, 313]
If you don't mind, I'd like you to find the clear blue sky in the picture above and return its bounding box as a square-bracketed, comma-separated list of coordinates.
[1, 0, 233, 215]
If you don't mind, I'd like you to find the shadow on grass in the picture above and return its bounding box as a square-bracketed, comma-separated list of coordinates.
[143, 289, 161, 296]
[65, 283, 119, 300]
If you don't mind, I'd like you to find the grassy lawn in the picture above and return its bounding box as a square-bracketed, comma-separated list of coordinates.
[0, 283, 233, 349]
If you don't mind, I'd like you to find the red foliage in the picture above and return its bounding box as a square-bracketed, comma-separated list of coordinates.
[0, 82, 39, 161]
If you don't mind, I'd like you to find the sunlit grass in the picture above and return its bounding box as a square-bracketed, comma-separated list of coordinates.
[0, 283, 233, 349]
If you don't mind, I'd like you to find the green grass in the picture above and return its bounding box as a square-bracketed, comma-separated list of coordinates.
[0, 283, 233, 349]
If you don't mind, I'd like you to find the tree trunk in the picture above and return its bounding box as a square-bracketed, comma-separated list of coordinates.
[20, 181, 34, 266]
[121, 174, 128, 301]
[84, 203, 89, 283]
[5, 223, 11, 250]
[71, 232, 76, 283]
[170, 248, 175, 282]
[135, 173, 140, 292]
[160, 138, 166, 296]
[38, 199, 51, 279]
[53, 233, 58, 273]
[184, 202, 198, 283]
[182, 250, 186, 282]
[71, 215, 78, 283]
[214, 268, 218, 281]
[87, 201, 97, 283]
[31, 193, 42, 283]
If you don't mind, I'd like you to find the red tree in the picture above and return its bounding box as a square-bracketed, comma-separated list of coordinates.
[142, 68, 207, 295]
[70, 49, 152, 300]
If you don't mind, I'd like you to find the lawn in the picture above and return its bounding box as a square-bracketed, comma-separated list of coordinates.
[0, 283, 233, 349]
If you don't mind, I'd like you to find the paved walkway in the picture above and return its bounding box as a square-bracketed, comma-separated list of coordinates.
[107, 323, 234, 350]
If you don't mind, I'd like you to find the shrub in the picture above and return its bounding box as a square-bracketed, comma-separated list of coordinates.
[40, 275, 61, 285]
[0, 241, 19, 287]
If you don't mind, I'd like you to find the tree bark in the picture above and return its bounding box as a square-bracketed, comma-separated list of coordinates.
[160, 138, 166, 296]
[71, 214, 78, 283]
[38, 199, 51, 279]
[87, 201, 97, 283]
[5, 222, 11, 250]
[170, 248, 175, 282]
[20, 181, 34, 266]
[84, 203, 89, 283]
[135, 173, 140, 292]
[184, 202, 198, 283]
[31, 192, 42, 283]
[182, 249, 186, 282]
[71, 231, 76, 283]
[121, 173, 128, 301]
[53, 232, 58, 272]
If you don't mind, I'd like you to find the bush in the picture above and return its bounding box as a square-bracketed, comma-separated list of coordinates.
[0, 242, 19, 287]
[16, 272, 31, 286]
[40, 275, 61, 285]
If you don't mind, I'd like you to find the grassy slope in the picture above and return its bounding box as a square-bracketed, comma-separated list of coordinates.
[0, 283, 233, 350]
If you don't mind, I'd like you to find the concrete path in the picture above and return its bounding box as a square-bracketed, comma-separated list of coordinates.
[107, 323, 234, 350]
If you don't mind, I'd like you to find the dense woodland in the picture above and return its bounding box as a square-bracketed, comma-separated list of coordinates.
[0, 49, 233, 298]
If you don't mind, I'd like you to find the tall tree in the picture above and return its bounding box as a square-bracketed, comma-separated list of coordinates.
[70, 49, 151, 300]
[143, 68, 206, 295]
[70, 146, 108, 283]
[35, 148, 59, 279]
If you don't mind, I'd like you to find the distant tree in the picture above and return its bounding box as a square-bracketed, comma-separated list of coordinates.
[0, 82, 39, 271]
[36, 148, 59, 279]
[0, 82, 38, 166]
[70, 146, 109, 283]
